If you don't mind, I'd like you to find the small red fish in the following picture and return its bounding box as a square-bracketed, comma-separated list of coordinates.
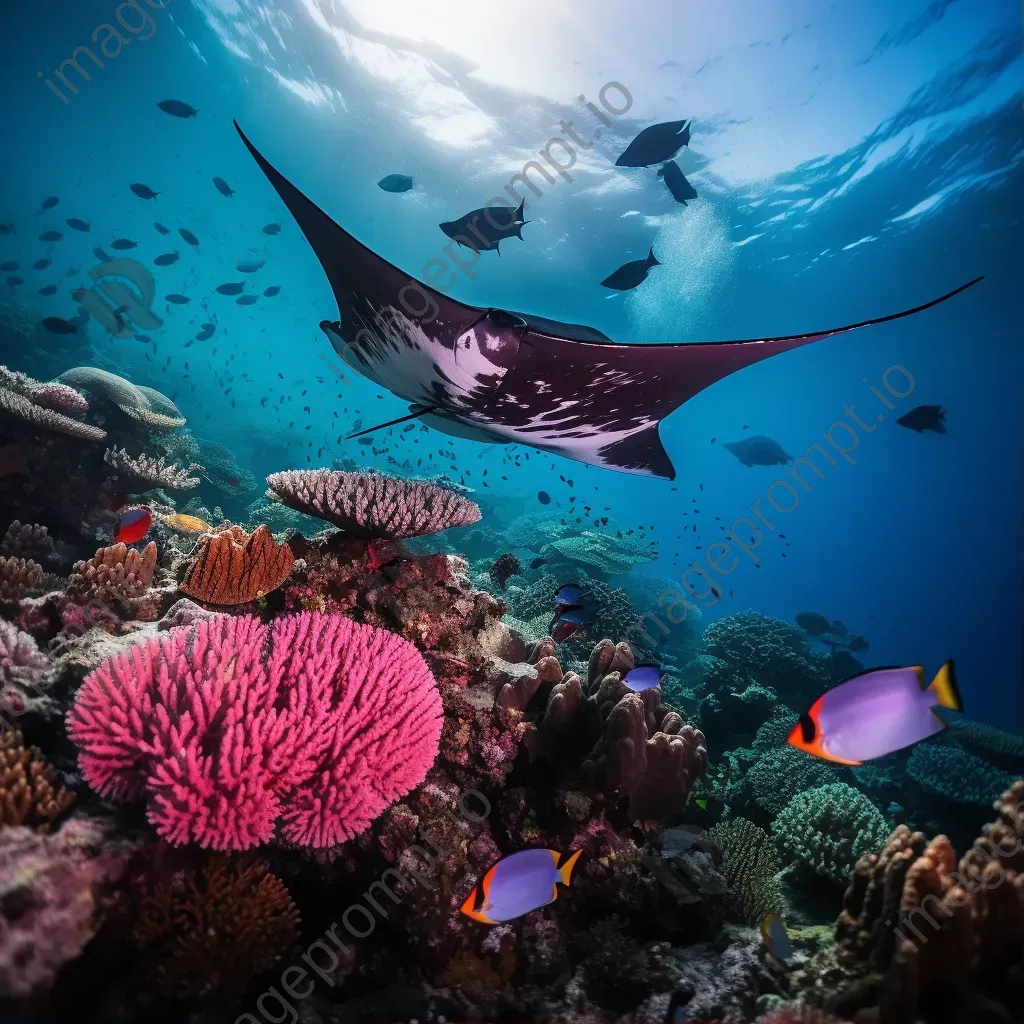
[114, 506, 152, 544]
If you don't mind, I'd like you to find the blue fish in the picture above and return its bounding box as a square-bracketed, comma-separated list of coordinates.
[623, 664, 664, 692]
[550, 607, 586, 643]
[263, 285, 281, 297]
[378, 174, 414, 193]
[92, 247, 110, 262]
[554, 584, 582, 609]
[761, 914, 792, 961]
[461, 848, 581, 924]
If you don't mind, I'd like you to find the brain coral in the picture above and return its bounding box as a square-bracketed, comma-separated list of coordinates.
[773, 783, 891, 884]
[267, 469, 481, 539]
[66, 611, 443, 850]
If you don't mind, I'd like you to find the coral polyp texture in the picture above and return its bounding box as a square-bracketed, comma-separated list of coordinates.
[69, 540, 158, 603]
[103, 446, 200, 490]
[0, 730, 75, 830]
[266, 468, 482, 538]
[0, 553, 43, 602]
[66, 611, 444, 850]
[179, 523, 294, 605]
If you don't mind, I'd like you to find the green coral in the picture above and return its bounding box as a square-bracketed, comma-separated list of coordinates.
[502, 511, 573, 551]
[745, 746, 841, 815]
[906, 743, 1015, 806]
[708, 817, 784, 925]
[947, 719, 1024, 770]
[542, 530, 658, 577]
[772, 783, 890, 884]
[753, 712, 799, 750]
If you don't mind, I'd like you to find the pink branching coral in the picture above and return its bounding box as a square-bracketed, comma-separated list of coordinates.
[267, 468, 482, 538]
[66, 612, 444, 850]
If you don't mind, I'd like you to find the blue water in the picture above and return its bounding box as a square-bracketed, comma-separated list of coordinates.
[1, 0, 1020, 728]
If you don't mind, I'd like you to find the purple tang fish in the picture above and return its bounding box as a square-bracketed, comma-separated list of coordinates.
[788, 660, 962, 765]
[461, 848, 582, 924]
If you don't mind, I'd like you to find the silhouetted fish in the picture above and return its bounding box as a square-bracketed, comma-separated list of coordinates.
[92, 247, 110, 262]
[439, 200, 527, 254]
[32, 258, 51, 270]
[723, 435, 792, 467]
[216, 282, 244, 295]
[236, 294, 258, 305]
[157, 99, 198, 118]
[262, 223, 281, 234]
[263, 285, 281, 297]
[896, 405, 946, 434]
[179, 228, 199, 246]
[236, 260, 264, 273]
[0, 223, 16, 236]
[0, 262, 16, 271]
[153, 251, 180, 266]
[616, 119, 691, 167]
[195, 324, 215, 341]
[110, 238, 137, 250]
[658, 160, 698, 205]
[37, 284, 57, 296]
[130, 183, 159, 200]
[39, 230, 62, 242]
[600, 247, 660, 291]
[65, 218, 90, 232]
[165, 293, 190, 304]
[378, 174, 414, 193]
[42, 316, 77, 334]
[154, 222, 170, 235]
[39, 195, 59, 212]
[213, 177, 235, 198]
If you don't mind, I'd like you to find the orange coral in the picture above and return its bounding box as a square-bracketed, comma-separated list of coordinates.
[69, 541, 157, 602]
[134, 855, 300, 1000]
[0, 554, 42, 602]
[0, 730, 75, 830]
[179, 524, 293, 605]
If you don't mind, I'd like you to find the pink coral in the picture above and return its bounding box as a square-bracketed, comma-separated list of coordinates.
[28, 381, 89, 414]
[66, 612, 443, 850]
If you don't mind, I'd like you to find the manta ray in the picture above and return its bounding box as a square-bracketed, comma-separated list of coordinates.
[235, 122, 981, 480]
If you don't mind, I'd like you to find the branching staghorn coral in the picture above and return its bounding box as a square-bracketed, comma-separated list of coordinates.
[266, 468, 482, 538]
[134, 855, 300, 1000]
[103, 446, 200, 490]
[67, 612, 444, 849]
[0, 731, 75, 830]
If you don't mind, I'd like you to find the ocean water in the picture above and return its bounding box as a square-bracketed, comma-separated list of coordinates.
[0, 1, 1021, 1020]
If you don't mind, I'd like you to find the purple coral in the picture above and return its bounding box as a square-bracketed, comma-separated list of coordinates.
[266, 468, 482, 538]
[66, 612, 444, 850]
[0, 618, 53, 721]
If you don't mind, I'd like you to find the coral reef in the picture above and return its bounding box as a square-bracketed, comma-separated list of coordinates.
[0, 364, 106, 441]
[907, 742, 1016, 806]
[0, 730, 75, 829]
[773, 783, 891, 884]
[542, 528, 659, 578]
[267, 468, 482, 538]
[0, 817, 135, 999]
[67, 612, 444, 849]
[179, 524, 293, 605]
[489, 552, 521, 590]
[68, 541, 158, 603]
[707, 817, 784, 925]
[56, 367, 185, 429]
[0, 554, 42, 602]
[102, 446, 200, 490]
[134, 854, 300, 1001]
[0, 619, 54, 719]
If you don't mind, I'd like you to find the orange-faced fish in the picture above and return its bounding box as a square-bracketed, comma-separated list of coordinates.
[114, 506, 152, 544]
[761, 913, 792, 961]
[460, 848, 582, 924]
[161, 513, 212, 534]
[788, 660, 961, 765]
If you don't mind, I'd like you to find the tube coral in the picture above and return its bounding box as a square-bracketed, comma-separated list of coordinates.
[66, 611, 443, 850]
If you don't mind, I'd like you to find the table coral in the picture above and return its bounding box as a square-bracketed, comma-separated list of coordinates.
[267, 468, 482, 538]
[773, 783, 890, 884]
[179, 523, 293, 605]
[66, 611, 444, 850]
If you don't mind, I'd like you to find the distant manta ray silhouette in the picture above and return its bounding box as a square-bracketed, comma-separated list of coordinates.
[234, 121, 982, 480]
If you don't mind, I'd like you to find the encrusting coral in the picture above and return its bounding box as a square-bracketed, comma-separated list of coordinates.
[134, 855, 300, 1001]
[179, 524, 293, 605]
[66, 611, 444, 849]
[0, 817, 135, 1000]
[266, 468, 482, 538]
[103, 446, 200, 490]
[0, 730, 75, 830]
